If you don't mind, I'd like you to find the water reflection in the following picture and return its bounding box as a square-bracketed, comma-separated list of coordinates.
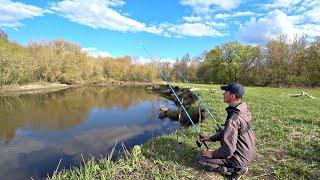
[0, 87, 178, 179]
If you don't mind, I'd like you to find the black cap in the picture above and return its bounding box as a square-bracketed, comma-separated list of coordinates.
[220, 82, 245, 98]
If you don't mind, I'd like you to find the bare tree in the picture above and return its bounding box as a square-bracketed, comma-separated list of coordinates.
[0, 29, 8, 42]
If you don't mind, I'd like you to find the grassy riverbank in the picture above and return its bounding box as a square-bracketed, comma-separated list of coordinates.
[50, 84, 320, 179]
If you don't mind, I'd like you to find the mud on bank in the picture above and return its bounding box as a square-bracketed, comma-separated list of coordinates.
[151, 84, 205, 127]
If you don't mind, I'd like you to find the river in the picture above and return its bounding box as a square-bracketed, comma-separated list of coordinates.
[0, 87, 179, 179]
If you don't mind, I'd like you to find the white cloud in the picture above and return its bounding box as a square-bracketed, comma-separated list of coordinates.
[234, 11, 255, 17]
[299, 0, 319, 9]
[158, 57, 177, 65]
[164, 22, 224, 37]
[214, 13, 230, 19]
[288, 14, 304, 24]
[82, 47, 113, 57]
[132, 56, 151, 64]
[263, 0, 302, 10]
[50, 0, 159, 33]
[180, 0, 243, 13]
[256, 0, 320, 40]
[132, 56, 177, 65]
[299, 24, 320, 37]
[304, 6, 320, 23]
[214, 11, 254, 19]
[0, 0, 44, 28]
[104, 0, 125, 7]
[50, 0, 228, 37]
[205, 21, 228, 28]
[238, 10, 300, 43]
[262, 0, 320, 18]
[182, 15, 202, 22]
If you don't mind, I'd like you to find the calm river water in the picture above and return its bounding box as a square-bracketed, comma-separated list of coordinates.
[0, 87, 179, 179]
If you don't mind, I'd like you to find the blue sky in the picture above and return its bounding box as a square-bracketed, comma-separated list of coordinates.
[1, 0, 319, 63]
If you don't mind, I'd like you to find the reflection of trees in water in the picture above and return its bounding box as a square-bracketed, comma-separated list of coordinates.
[0, 87, 160, 143]
[100, 87, 159, 109]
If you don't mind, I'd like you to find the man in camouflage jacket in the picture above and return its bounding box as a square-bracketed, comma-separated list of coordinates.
[197, 82, 255, 180]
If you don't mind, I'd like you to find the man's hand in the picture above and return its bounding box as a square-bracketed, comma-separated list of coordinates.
[200, 135, 210, 142]
[203, 149, 213, 158]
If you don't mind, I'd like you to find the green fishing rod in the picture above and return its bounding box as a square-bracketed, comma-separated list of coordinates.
[176, 70, 220, 131]
[160, 70, 209, 149]
[138, 41, 209, 149]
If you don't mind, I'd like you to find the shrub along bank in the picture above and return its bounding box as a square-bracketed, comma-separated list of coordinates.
[0, 39, 160, 86]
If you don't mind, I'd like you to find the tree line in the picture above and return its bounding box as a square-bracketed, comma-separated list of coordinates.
[171, 35, 320, 87]
[0, 29, 319, 87]
[0, 30, 158, 85]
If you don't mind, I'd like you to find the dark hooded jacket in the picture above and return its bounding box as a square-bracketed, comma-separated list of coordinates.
[210, 102, 255, 167]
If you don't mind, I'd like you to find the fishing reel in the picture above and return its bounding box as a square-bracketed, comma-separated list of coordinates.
[196, 134, 209, 149]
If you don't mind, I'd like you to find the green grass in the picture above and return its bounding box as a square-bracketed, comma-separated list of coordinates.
[50, 84, 320, 179]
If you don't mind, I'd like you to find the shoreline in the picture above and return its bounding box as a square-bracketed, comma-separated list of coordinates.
[0, 82, 157, 96]
[0, 83, 71, 96]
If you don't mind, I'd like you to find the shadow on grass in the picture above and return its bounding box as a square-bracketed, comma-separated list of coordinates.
[289, 117, 319, 126]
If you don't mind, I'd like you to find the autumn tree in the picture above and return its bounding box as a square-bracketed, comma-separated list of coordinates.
[306, 37, 320, 86]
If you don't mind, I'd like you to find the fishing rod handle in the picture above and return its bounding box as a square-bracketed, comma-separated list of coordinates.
[202, 140, 209, 149]
[198, 134, 210, 149]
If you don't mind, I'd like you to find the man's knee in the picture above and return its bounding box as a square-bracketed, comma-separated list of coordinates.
[196, 153, 204, 163]
[196, 154, 219, 169]
[196, 154, 234, 175]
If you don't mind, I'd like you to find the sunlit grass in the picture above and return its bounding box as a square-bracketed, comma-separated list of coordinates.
[50, 84, 320, 179]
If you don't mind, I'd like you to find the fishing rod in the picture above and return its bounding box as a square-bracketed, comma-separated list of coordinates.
[175, 70, 220, 130]
[160, 71, 209, 149]
[138, 41, 209, 149]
